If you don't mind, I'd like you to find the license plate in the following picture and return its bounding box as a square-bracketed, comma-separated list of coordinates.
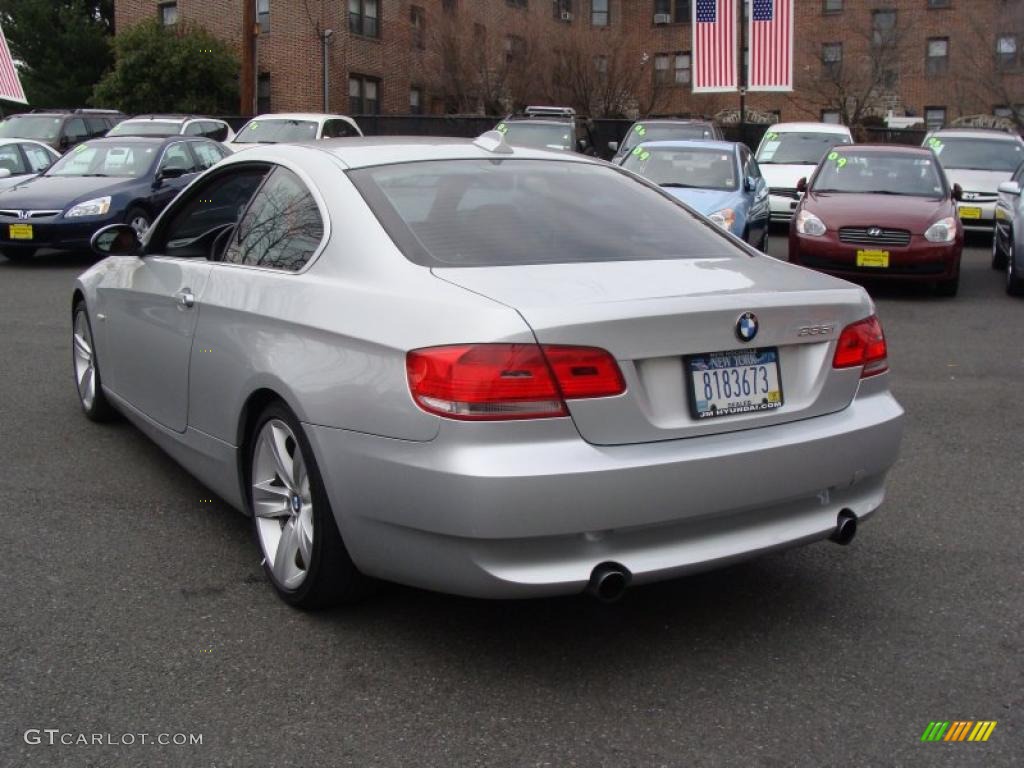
[686, 348, 784, 420]
[959, 206, 982, 220]
[8, 223, 32, 240]
[856, 249, 889, 268]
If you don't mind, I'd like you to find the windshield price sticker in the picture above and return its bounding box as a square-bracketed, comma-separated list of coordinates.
[827, 151, 847, 169]
[634, 124, 646, 136]
[927, 137, 944, 154]
[496, 123, 508, 134]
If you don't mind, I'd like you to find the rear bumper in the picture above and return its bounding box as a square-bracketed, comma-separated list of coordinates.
[956, 201, 995, 231]
[306, 384, 904, 598]
[769, 194, 801, 221]
[789, 231, 961, 281]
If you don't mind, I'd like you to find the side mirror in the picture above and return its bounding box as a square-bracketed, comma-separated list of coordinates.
[796, 177, 808, 194]
[744, 176, 757, 192]
[608, 141, 619, 153]
[91, 223, 142, 257]
[0, 168, 11, 179]
[997, 180, 1020, 196]
[953, 182, 964, 201]
[158, 166, 188, 181]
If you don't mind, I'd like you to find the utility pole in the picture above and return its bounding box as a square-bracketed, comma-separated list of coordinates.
[241, 0, 256, 115]
[738, 0, 747, 128]
[322, 29, 334, 112]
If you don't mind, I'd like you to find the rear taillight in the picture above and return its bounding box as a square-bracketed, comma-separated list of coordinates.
[832, 315, 888, 377]
[406, 343, 625, 420]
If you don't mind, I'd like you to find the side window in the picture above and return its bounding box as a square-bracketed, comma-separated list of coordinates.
[0, 144, 28, 175]
[63, 118, 88, 142]
[206, 121, 229, 142]
[160, 142, 198, 174]
[153, 166, 272, 258]
[192, 141, 226, 170]
[85, 117, 108, 136]
[223, 167, 324, 272]
[21, 144, 55, 173]
[184, 121, 205, 136]
[323, 119, 358, 138]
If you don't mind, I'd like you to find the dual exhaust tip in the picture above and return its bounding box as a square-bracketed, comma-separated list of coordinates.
[586, 510, 858, 602]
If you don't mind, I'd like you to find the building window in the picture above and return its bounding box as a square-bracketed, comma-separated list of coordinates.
[675, 52, 691, 84]
[506, 0, 527, 8]
[442, 0, 456, 11]
[349, 75, 380, 114]
[925, 106, 946, 129]
[997, 35, 1018, 69]
[410, 87, 423, 115]
[410, 5, 425, 49]
[553, 0, 573, 21]
[822, 42, 842, 77]
[926, 38, 948, 76]
[257, 73, 271, 114]
[927, 0, 951, 8]
[591, 0, 609, 27]
[822, 0, 842, 13]
[349, 0, 379, 38]
[872, 10, 897, 47]
[505, 35, 526, 63]
[158, 1, 177, 26]
[654, 0, 690, 24]
[256, 0, 270, 32]
[821, 110, 841, 124]
[654, 54, 670, 85]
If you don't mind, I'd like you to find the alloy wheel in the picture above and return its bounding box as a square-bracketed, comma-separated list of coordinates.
[130, 215, 150, 237]
[73, 310, 96, 410]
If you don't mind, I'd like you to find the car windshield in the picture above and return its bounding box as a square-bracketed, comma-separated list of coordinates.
[497, 122, 572, 151]
[233, 119, 319, 144]
[108, 120, 181, 136]
[622, 146, 738, 191]
[620, 123, 716, 153]
[0, 115, 62, 141]
[928, 137, 1024, 172]
[349, 159, 738, 268]
[47, 143, 155, 178]
[811, 152, 946, 197]
[756, 131, 852, 164]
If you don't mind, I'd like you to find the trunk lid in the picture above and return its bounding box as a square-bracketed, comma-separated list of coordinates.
[434, 257, 875, 445]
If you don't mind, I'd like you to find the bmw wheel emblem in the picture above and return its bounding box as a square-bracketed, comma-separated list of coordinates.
[736, 312, 758, 342]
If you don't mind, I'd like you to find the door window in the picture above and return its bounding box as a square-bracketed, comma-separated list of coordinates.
[85, 117, 109, 136]
[222, 167, 324, 271]
[184, 121, 205, 136]
[0, 144, 28, 175]
[63, 118, 88, 143]
[159, 142, 198, 174]
[192, 140, 227, 170]
[205, 121, 230, 141]
[151, 165, 272, 259]
[21, 144, 55, 172]
[322, 119, 358, 138]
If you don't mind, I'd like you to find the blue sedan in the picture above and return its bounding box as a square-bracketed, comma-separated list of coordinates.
[0, 135, 228, 262]
[618, 139, 771, 250]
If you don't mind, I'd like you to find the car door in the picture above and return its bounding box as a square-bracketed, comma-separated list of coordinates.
[996, 162, 1024, 251]
[60, 117, 89, 152]
[149, 141, 201, 212]
[100, 164, 271, 432]
[742, 147, 771, 241]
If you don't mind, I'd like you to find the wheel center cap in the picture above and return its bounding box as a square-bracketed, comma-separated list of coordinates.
[290, 495, 301, 514]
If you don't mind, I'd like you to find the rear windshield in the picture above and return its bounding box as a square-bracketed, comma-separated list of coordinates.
[756, 131, 852, 165]
[811, 152, 946, 197]
[349, 159, 740, 268]
[0, 115, 61, 141]
[108, 120, 181, 136]
[620, 123, 716, 153]
[233, 119, 318, 144]
[928, 137, 1024, 172]
[622, 146, 738, 191]
[496, 122, 572, 151]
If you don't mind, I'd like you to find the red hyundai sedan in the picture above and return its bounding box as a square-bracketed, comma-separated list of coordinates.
[788, 145, 964, 296]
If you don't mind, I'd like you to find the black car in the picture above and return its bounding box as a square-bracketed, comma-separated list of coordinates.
[610, 118, 724, 163]
[494, 106, 599, 155]
[0, 109, 126, 153]
[0, 135, 229, 262]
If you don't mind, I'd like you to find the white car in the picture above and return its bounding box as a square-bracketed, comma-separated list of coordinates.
[226, 113, 362, 152]
[107, 115, 235, 143]
[0, 138, 61, 191]
[755, 122, 854, 223]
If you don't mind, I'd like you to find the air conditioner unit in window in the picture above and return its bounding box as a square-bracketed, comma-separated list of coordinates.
[653, 13, 671, 24]
[561, 11, 573, 21]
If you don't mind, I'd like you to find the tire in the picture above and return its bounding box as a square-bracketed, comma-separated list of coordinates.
[992, 227, 1007, 270]
[247, 402, 366, 608]
[1, 247, 36, 262]
[72, 301, 116, 421]
[934, 274, 960, 297]
[125, 206, 151, 238]
[759, 226, 769, 253]
[1007, 240, 1024, 296]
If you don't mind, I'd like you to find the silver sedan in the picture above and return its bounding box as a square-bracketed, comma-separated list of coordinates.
[71, 134, 904, 607]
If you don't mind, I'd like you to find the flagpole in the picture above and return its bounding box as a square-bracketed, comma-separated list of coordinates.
[738, 0, 747, 128]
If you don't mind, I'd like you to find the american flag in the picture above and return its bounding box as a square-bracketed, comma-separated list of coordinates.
[692, 0, 737, 93]
[749, 0, 793, 91]
[0, 22, 26, 104]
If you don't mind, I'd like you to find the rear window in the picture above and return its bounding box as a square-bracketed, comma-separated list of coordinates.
[756, 131, 852, 165]
[108, 120, 182, 136]
[349, 159, 740, 268]
[927, 136, 1024, 172]
[621, 123, 716, 153]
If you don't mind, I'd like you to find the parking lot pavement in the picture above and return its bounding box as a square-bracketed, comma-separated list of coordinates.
[1, 241, 1021, 767]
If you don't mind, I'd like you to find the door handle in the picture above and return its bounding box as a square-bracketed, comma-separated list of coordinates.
[175, 289, 195, 308]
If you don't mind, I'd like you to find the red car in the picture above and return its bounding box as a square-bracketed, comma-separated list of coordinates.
[789, 145, 964, 296]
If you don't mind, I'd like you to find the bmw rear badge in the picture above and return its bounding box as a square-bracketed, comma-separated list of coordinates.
[736, 312, 758, 342]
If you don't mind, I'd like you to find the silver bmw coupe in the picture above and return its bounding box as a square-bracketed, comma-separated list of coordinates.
[72, 133, 904, 607]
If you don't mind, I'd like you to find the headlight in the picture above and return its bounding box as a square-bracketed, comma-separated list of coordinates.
[795, 209, 826, 236]
[924, 216, 957, 243]
[65, 196, 112, 218]
[708, 208, 736, 230]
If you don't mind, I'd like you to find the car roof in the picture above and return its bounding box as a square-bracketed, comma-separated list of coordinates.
[634, 139, 738, 152]
[767, 122, 852, 134]
[244, 113, 352, 123]
[84, 135, 205, 147]
[222, 136, 599, 170]
[832, 143, 933, 155]
[633, 118, 716, 125]
[927, 128, 1022, 141]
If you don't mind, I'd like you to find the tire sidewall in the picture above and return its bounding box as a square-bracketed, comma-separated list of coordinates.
[72, 303, 111, 420]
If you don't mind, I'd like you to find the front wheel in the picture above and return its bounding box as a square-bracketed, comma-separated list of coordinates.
[125, 206, 151, 238]
[1007, 241, 1024, 296]
[992, 227, 1007, 270]
[247, 403, 366, 608]
[72, 302, 116, 421]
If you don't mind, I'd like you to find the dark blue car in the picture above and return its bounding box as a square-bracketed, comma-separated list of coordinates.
[0, 135, 228, 262]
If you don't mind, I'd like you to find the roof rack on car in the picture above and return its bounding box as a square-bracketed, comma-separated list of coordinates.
[523, 106, 576, 118]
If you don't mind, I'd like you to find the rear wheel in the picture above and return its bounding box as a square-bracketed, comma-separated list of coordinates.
[247, 402, 366, 608]
[992, 227, 1007, 270]
[72, 302, 116, 421]
[1, 247, 36, 262]
[1007, 241, 1024, 296]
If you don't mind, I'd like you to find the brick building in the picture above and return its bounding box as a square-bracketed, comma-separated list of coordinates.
[114, 0, 1023, 127]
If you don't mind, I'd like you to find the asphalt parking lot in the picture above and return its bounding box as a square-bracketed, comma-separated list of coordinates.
[1, 236, 1021, 768]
